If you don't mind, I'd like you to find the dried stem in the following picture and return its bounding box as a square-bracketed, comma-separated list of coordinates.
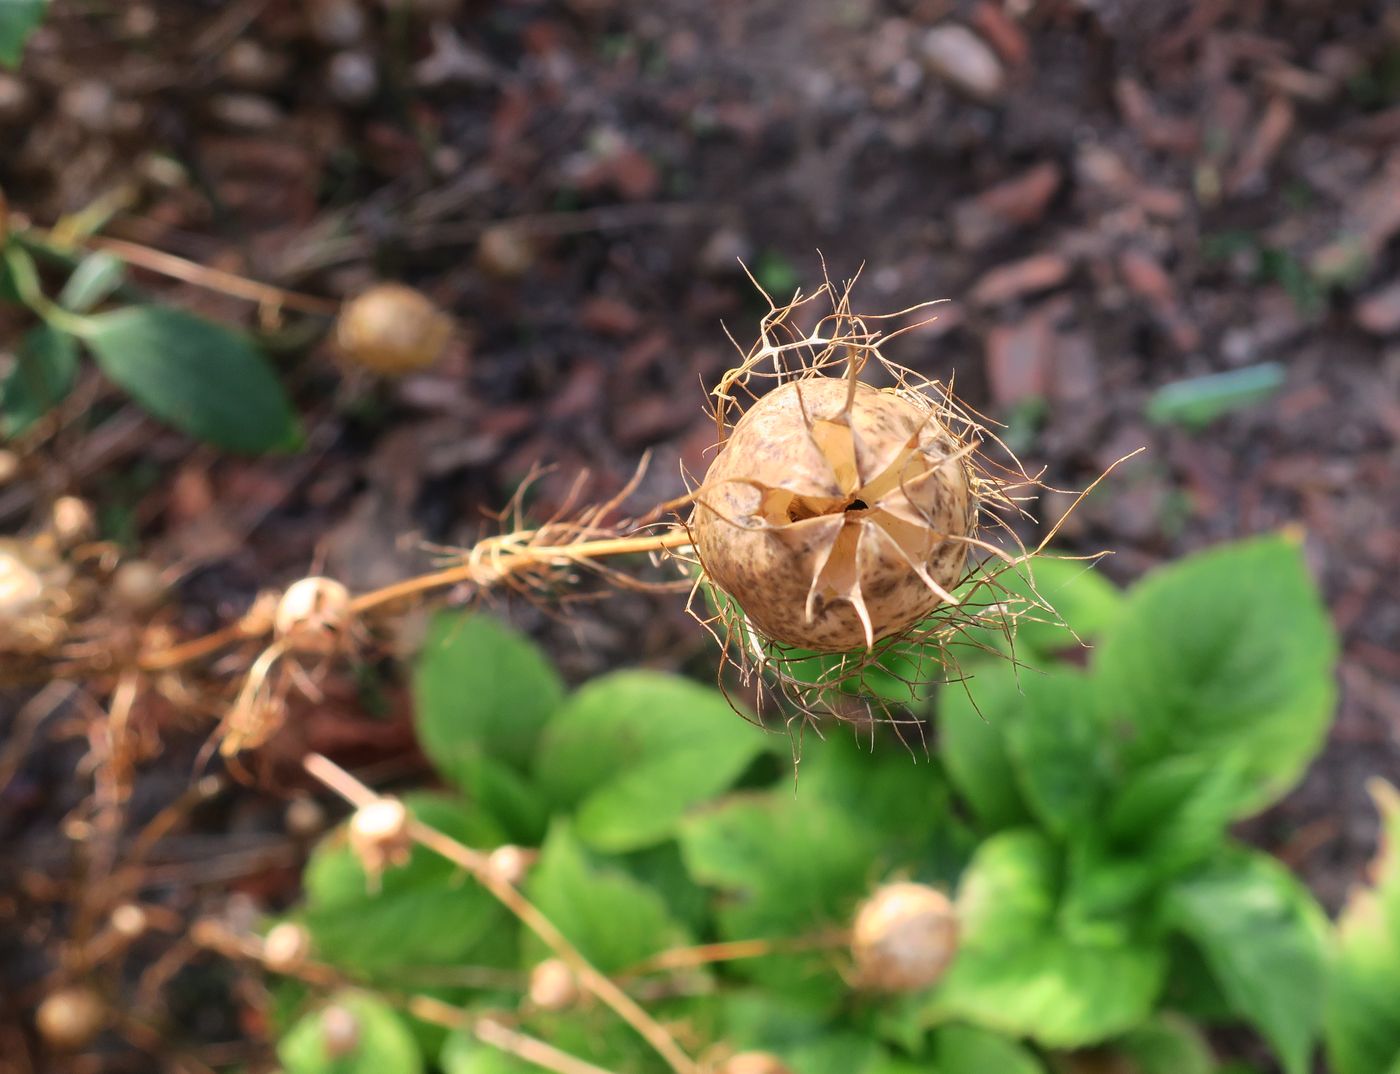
[620, 932, 848, 979]
[302, 754, 699, 1074]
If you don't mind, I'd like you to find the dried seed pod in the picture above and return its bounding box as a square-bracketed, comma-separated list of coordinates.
[320, 1004, 361, 1057]
[35, 986, 107, 1050]
[348, 798, 412, 882]
[263, 921, 313, 973]
[484, 844, 535, 887]
[850, 882, 957, 992]
[718, 1053, 795, 1074]
[274, 576, 354, 654]
[527, 958, 579, 1012]
[335, 283, 454, 375]
[109, 904, 148, 938]
[693, 376, 972, 652]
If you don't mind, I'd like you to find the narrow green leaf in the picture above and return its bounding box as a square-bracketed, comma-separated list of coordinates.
[279, 991, 423, 1074]
[1164, 849, 1329, 1074]
[1146, 363, 1285, 428]
[79, 305, 301, 453]
[1326, 782, 1400, 1074]
[413, 612, 562, 838]
[524, 821, 689, 973]
[59, 251, 126, 312]
[0, 0, 47, 67]
[1, 324, 78, 437]
[1094, 535, 1338, 816]
[534, 671, 769, 852]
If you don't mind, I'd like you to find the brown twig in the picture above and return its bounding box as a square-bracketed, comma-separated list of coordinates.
[302, 753, 699, 1074]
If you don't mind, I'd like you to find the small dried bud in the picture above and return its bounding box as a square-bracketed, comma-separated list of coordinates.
[109, 903, 147, 938]
[263, 921, 313, 973]
[335, 283, 454, 375]
[484, 844, 536, 887]
[348, 798, 412, 881]
[527, 958, 579, 1012]
[35, 986, 107, 1050]
[320, 1004, 361, 1057]
[274, 576, 354, 654]
[719, 1053, 795, 1074]
[693, 376, 972, 652]
[851, 882, 957, 992]
[50, 496, 97, 547]
[285, 795, 327, 837]
[110, 560, 167, 611]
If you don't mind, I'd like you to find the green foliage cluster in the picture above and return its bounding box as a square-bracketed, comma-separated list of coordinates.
[270, 535, 1369, 1074]
[0, 240, 301, 452]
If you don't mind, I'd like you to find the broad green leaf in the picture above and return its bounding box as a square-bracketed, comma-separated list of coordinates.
[1, 324, 78, 436]
[932, 829, 1166, 1046]
[535, 671, 769, 852]
[59, 251, 126, 312]
[680, 791, 875, 1005]
[279, 991, 423, 1074]
[1116, 1013, 1214, 1074]
[1164, 849, 1328, 1074]
[936, 670, 1033, 831]
[414, 612, 562, 838]
[783, 1034, 888, 1074]
[932, 1023, 1045, 1074]
[1094, 535, 1337, 815]
[1146, 363, 1285, 429]
[524, 821, 689, 973]
[0, 0, 46, 67]
[1326, 782, 1400, 1074]
[1106, 755, 1249, 874]
[957, 555, 1124, 661]
[301, 794, 513, 975]
[79, 305, 301, 453]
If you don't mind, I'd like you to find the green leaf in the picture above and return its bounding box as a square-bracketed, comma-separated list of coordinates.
[301, 794, 513, 976]
[1, 324, 78, 437]
[680, 791, 875, 1005]
[0, 255, 18, 302]
[525, 821, 690, 973]
[932, 830, 1166, 1047]
[1116, 1014, 1214, 1074]
[279, 991, 423, 1074]
[783, 1035, 888, 1074]
[78, 305, 301, 453]
[0, 0, 46, 67]
[59, 251, 126, 313]
[1094, 535, 1338, 815]
[937, 670, 1034, 832]
[1146, 363, 1285, 429]
[413, 612, 562, 839]
[440, 1031, 533, 1074]
[1326, 782, 1400, 1074]
[932, 1024, 1046, 1074]
[1164, 849, 1329, 1074]
[957, 555, 1124, 661]
[535, 671, 769, 852]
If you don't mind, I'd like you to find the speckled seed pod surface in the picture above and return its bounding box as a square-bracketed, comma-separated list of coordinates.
[693, 376, 972, 652]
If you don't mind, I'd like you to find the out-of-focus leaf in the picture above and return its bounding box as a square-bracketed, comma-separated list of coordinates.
[1164, 849, 1329, 1074]
[535, 671, 769, 852]
[1326, 781, 1400, 1074]
[58, 251, 126, 312]
[932, 1024, 1045, 1074]
[931, 829, 1166, 1046]
[0, 0, 47, 67]
[414, 612, 562, 839]
[79, 305, 301, 453]
[524, 821, 690, 973]
[936, 669, 1034, 832]
[1, 325, 78, 437]
[279, 991, 423, 1074]
[301, 794, 513, 976]
[1146, 363, 1285, 428]
[1094, 535, 1337, 816]
[1116, 1013, 1215, 1074]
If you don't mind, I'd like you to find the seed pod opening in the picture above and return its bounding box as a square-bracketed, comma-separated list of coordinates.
[850, 881, 957, 992]
[693, 375, 973, 653]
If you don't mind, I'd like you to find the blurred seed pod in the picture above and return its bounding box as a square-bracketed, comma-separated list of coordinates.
[0, 537, 75, 655]
[263, 921, 313, 973]
[320, 1003, 361, 1057]
[35, 986, 107, 1051]
[484, 844, 536, 887]
[49, 496, 97, 547]
[348, 798, 412, 883]
[335, 283, 454, 375]
[475, 223, 535, 280]
[527, 958, 579, 1012]
[850, 882, 957, 992]
[110, 559, 167, 612]
[274, 576, 354, 654]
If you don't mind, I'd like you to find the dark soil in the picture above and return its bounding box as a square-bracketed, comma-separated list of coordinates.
[1, 0, 1398, 1070]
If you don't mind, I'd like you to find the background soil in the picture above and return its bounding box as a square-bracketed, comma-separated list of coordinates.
[1, 0, 1398, 1070]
